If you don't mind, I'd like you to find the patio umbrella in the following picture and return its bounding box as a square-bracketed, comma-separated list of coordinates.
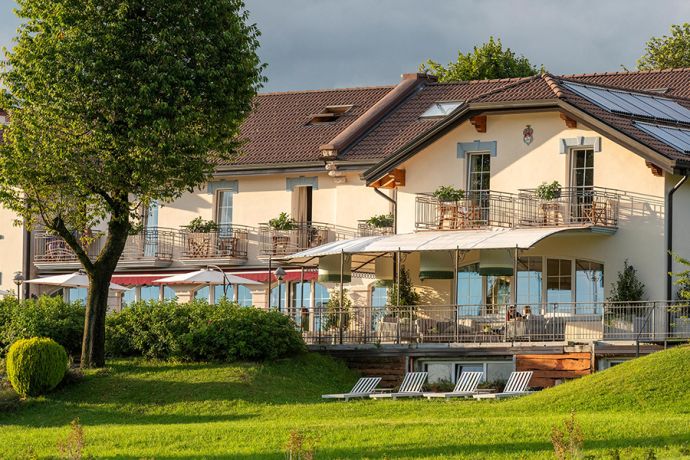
[24, 272, 129, 291]
[0, 289, 9, 297]
[153, 269, 261, 286]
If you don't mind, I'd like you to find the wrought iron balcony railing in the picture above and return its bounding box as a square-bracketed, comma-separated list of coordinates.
[258, 221, 356, 257]
[179, 225, 250, 261]
[415, 188, 620, 231]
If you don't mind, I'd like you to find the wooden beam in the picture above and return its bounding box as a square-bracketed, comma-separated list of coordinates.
[646, 161, 663, 177]
[560, 112, 577, 128]
[470, 115, 486, 133]
[370, 169, 405, 189]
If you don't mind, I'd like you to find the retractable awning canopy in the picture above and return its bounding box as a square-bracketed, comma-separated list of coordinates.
[288, 226, 592, 268]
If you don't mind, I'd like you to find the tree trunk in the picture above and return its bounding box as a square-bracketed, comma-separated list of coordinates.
[81, 269, 112, 367]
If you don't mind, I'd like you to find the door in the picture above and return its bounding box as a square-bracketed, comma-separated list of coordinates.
[144, 201, 159, 257]
[467, 153, 491, 224]
[570, 149, 594, 222]
[291, 186, 313, 249]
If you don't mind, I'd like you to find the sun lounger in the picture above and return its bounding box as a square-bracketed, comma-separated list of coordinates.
[370, 372, 427, 399]
[322, 377, 382, 401]
[423, 371, 483, 399]
[473, 371, 533, 399]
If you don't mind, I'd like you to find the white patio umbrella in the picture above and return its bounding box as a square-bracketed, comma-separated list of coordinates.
[153, 269, 261, 286]
[154, 269, 260, 303]
[24, 271, 129, 291]
[0, 289, 10, 297]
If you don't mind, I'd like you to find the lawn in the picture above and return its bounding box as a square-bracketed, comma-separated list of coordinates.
[2, 347, 690, 459]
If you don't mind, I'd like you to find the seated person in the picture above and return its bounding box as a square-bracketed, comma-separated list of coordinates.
[506, 305, 523, 321]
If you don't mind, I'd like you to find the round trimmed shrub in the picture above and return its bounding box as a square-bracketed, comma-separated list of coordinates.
[6, 337, 68, 397]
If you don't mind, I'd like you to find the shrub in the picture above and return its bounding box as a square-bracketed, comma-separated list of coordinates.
[608, 259, 646, 302]
[6, 337, 68, 397]
[432, 185, 464, 202]
[106, 299, 305, 361]
[0, 296, 84, 358]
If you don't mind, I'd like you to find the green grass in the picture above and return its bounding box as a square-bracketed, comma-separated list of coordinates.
[2, 347, 690, 459]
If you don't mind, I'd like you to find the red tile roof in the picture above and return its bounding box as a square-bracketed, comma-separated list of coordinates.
[227, 85, 393, 166]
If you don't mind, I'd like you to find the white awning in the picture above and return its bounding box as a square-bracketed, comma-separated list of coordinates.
[289, 226, 592, 264]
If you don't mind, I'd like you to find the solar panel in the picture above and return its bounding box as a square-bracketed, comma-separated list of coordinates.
[420, 101, 463, 118]
[634, 121, 690, 154]
[563, 82, 690, 123]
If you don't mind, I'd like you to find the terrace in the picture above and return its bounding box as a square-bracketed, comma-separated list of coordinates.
[415, 188, 620, 231]
[258, 222, 364, 258]
[297, 301, 690, 345]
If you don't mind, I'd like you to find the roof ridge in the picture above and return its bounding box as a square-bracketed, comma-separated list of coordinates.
[465, 75, 546, 103]
[562, 67, 690, 78]
[541, 72, 565, 98]
[429, 75, 535, 86]
[257, 85, 394, 97]
[556, 75, 690, 103]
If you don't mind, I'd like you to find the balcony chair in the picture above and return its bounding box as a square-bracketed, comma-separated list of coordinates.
[322, 377, 382, 401]
[423, 371, 484, 399]
[370, 372, 428, 399]
[473, 371, 533, 399]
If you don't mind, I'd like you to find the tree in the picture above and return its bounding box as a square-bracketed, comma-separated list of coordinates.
[637, 23, 690, 70]
[0, 0, 264, 367]
[608, 260, 646, 302]
[419, 37, 541, 83]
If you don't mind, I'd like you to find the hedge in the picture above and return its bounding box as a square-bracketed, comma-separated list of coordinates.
[0, 297, 84, 358]
[106, 299, 305, 361]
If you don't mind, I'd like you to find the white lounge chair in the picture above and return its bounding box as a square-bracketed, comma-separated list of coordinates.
[370, 372, 428, 399]
[322, 377, 382, 401]
[473, 371, 533, 399]
[423, 371, 484, 399]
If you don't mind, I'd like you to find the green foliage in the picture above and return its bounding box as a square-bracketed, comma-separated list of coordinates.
[388, 266, 420, 306]
[322, 289, 352, 331]
[0, 0, 264, 365]
[364, 214, 394, 228]
[6, 337, 68, 397]
[0, 296, 84, 358]
[268, 212, 296, 230]
[419, 37, 541, 82]
[608, 260, 646, 302]
[535, 180, 562, 200]
[185, 217, 220, 233]
[106, 299, 305, 361]
[432, 185, 465, 202]
[670, 252, 690, 300]
[637, 23, 690, 70]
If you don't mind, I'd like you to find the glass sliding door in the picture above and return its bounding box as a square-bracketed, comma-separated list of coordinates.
[575, 260, 604, 314]
[457, 263, 482, 316]
[546, 258, 573, 311]
[571, 149, 594, 221]
[516, 257, 543, 313]
[467, 153, 490, 223]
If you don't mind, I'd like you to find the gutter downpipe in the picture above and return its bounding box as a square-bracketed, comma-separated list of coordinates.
[373, 187, 397, 234]
[667, 175, 687, 301]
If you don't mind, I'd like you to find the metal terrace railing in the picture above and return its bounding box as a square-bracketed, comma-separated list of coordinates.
[258, 222, 357, 257]
[179, 225, 250, 261]
[415, 188, 621, 231]
[296, 301, 690, 345]
[120, 227, 176, 264]
[33, 230, 104, 266]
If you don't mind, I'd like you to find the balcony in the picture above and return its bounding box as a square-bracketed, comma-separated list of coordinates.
[33, 231, 104, 270]
[415, 188, 620, 231]
[296, 301, 689, 345]
[179, 225, 250, 266]
[258, 222, 355, 258]
[119, 227, 175, 268]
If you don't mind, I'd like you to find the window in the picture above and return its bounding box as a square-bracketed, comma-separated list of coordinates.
[270, 284, 287, 311]
[291, 281, 310, 328]
[575, 260, 604, 314]
[370, 285, 388, 332]
[68, 287, 88, 304]
[140, 286, 160, 302]
[235, 285, 253, 307]
[485, 276, 511, 315]
[314, 283, 329, 331]
[571, 149, 594, 220]
[546, 258, 573, 308]
[216, 190, 233, 229]
[467, 152, 491, 221]
[457, 263, 482, 316]
[123, 289, 135, 306]
[291, 186, 313, 223]
[308, 105, 353, 124]
[420, 101, 463, 118]
[516, 257, 543, 309]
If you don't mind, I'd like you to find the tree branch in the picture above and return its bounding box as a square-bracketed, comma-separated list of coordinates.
[51, 216, 96, 272]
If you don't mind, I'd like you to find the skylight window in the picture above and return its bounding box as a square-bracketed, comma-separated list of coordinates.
[308, 105, 353, 124]
[563, 82, 690, 123]
[420, 101, 463, 118]
[634, 121, 690, 154]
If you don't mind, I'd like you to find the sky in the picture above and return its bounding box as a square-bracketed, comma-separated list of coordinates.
[2, 1, 689, 92]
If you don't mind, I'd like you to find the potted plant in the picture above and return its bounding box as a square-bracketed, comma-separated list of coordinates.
[268, 212, 296, 231]
[535, 181, 562, 201]
[362, 214, 394, 235]
[432, 185, 465, 202]
[184, 217, 219, 257]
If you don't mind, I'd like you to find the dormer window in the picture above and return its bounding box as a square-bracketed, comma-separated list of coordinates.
[420, 101, 463, 118]
[308, 105, 354, 124]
